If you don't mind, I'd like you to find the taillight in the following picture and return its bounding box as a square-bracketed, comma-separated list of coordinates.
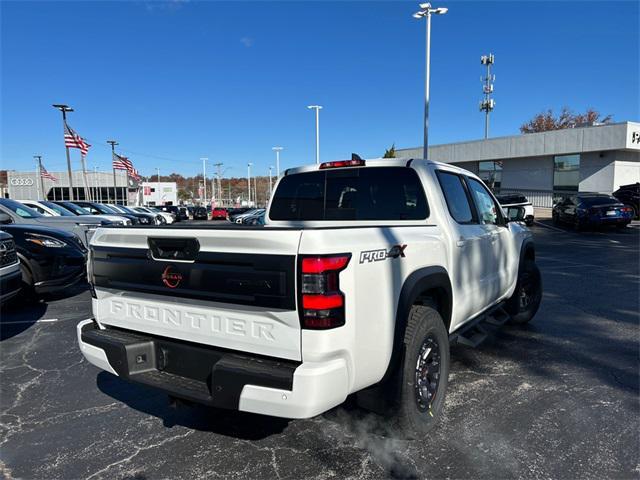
[299, 254, 350, 329]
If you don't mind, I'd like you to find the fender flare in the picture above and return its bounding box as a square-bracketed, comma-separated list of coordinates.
[381, 266, 452, 383]
[518, 237, 535, 271]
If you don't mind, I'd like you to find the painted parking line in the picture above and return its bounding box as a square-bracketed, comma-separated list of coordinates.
[1, 318, 60, 325]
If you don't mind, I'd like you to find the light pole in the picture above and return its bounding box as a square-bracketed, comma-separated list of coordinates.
[268, 166, 274, 199]
[413, 3, 448, 160]
[247, 163, 253, 206]
[307, 105, 322, 164]
[107, 140, 118, 202]
[53, 104, 75, 200]
[200, 157, 208, 205]
[272, 146, 283, 177]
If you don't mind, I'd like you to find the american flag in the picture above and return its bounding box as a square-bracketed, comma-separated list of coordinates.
[40, 165, 58, 182]
[113, 153, 140, 181]
[112, 153, 131, 170]
[64, 123, 91, 157]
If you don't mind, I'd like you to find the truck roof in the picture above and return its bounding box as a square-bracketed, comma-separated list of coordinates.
[283, 157, 473, 176]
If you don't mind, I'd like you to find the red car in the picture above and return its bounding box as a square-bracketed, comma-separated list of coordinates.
[211, 208, 228, 220]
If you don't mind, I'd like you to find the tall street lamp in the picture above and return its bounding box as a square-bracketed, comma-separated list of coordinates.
[272, 146, 283, 177]
[52, 104, 75, 200]
[268, 166, 274, 199]
[247, 163, 253, 206]
[307, 105, 322, 164]
[413, 3, 448, 160]
[200, 157, 208, 205]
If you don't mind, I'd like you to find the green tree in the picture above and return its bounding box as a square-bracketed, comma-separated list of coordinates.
[383, 144, 396, 158]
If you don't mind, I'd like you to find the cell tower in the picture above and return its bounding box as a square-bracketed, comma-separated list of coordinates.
[479, 53, 495, 139]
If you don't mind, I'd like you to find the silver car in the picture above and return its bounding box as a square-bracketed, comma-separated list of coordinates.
[0, 198, 105, 247]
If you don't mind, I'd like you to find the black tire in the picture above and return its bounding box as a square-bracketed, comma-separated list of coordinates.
[552, 212, 559, 226]
[19, 263, 36, 298]
[506, 259, 542, 324]
[573, 217, 582, 232]
[394, 305, 450, 439]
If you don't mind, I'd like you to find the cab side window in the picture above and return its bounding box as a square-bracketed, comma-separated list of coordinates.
[466, 178, 500, 225]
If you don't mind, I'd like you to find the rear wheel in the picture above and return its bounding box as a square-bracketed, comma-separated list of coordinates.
[394, 305, 450, 439]
[506, 259, 542, 324]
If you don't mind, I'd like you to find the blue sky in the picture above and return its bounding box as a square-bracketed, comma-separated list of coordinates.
[1, 0, 638, 178]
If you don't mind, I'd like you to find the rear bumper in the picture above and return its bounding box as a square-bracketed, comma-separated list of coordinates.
[77, 319, 349, 419]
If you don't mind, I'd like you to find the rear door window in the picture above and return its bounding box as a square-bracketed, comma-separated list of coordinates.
[270, 167, 429, 221]
[436, 171, 474, 223]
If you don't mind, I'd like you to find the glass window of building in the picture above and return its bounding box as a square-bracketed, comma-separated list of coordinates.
[553, 154, 580, 191]
[478, 161, 502, 189]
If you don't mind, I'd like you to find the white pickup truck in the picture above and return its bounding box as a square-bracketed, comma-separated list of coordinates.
[78, 158, 541, 437]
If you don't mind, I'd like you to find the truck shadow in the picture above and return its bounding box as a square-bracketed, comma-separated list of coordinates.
[95, 371, 290, 440]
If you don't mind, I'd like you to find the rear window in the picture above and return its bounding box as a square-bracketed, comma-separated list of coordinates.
[270, 167, 429, 221]
[579, 196, 619, 206]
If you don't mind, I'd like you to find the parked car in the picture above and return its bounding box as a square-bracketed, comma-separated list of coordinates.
[68, 201, 140, 225]
[0, 223, 86, 296]
[233, 208, 264, 224]
[78, 158, 541, 439]
[228, 208, 252, 222]
[0, 198, 102, 247]
[0, 231, 21, 304]
[109, 205, 158, 225]
[552, 193, 634, 230]
[19, 200, 129, 227]
[211, 208, 228, 220]
[495, 193, 534, 226]
[161, 205, 188, 221]
[135, 206, 174, 224]
[49, 201, 131, 226]
[193, 206, 208, 220]
[241, 210, 265, 225]
[612, 183, 639, 220]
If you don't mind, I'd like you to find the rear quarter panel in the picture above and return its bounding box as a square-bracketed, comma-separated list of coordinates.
[299, 225, 446, 393]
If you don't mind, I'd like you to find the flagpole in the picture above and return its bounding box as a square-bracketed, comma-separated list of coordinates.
[35, 155, 45, 201]
[80, 154, 91, 202]
[53, 105, 75, 201]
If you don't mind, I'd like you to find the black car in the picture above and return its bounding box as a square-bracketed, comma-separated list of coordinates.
[110, 204, 159, 225]
[612, 183, 639, 219]
[193, 206, 208, 220]
[0, 222, 87, 295]
[0, 231, 21, 304]
[161, 205, 188, 221]
[552, 193, 634, 230]
[50, 201, 131, 226]
[228, 208, 251, 222]
[69, 201, 141, 225]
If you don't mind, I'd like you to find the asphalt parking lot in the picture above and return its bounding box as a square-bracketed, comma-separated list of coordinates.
[1, 222, 638, 479]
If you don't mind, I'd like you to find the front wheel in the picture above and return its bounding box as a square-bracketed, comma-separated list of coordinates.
[394, 305, 450, 439]
[506, 259, 542, 324]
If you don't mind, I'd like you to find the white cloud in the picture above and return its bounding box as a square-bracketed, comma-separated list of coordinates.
[240, 37, 254, 48]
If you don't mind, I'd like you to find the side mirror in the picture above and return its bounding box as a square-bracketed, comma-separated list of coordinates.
[505, 206, 526, 223]
[0, 212, 13, 224]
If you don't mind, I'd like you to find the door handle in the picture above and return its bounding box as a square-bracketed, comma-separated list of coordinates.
[456, 239, 466, 247]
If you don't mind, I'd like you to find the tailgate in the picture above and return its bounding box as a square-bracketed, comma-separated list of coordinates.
[90, 227, 303, 361]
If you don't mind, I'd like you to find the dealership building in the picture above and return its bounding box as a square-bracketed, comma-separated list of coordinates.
[2, 169, 140, 204]
[397, 121, 640, 207]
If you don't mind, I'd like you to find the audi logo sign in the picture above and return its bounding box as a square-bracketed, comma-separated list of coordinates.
[10, 178, 35, 186]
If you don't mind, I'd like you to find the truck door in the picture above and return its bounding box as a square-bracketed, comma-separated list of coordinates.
[436, 171, 495, 328]
[465, 177, 513, 304]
